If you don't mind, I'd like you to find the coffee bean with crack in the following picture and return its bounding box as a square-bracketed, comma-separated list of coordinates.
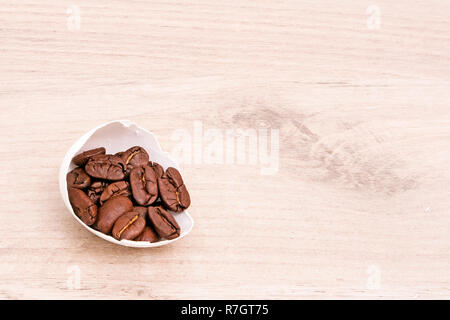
[135, 226, 160, 243]
[148, 206, 180, 240]
[120, 146, 149, 174]
[72, 147, 106, 167]
[112, 211, 145, 240]
[66, 167, 91, 189]
[68, 187, 98, 226]
[129, 164, 158, 206]
[99, 181, 131, 205]
[84, 154, 126, 181]
[96, 196, 133, 234]
[158, 167, 190, 212]
[87, 181, 108, 205]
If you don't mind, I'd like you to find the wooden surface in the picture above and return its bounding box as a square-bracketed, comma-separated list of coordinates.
[0, 0, 449, 299]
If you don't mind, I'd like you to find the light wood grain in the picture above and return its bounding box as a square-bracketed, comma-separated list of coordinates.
[0, 0, 449, 299]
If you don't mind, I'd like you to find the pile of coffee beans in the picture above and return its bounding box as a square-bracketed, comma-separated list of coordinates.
[66, 146, 191, 242]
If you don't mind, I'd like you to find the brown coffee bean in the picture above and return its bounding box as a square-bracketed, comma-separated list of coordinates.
[66, 167, 91, 189]
[96, 196, 133, 234]
[99, 181, 131, 205]
[68, 188, 98, 226]
[135, 226, 160, 243]
[120, 146, 149, 173]
[87, 181, 108, 205]
[129, 165, 158, 206]
[158, 167, 190, 212]
[112, 211, 145, 240]
[72, 147, 106, 167]
[148, 206, 180, 240]
[85, 154, 126, 181]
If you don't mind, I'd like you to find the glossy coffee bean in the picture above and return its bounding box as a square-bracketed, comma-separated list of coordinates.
[85, 154, 126, 181]
[99, 181, 131, 205]
[135, 226, 160, 243]
[96, 196, 133, 234]
[112, 211, 145, 240]
[66, 167, 91, 189]
[87, 181, 108, 205]
[120, 146, 149, 173]
[158, 167, 190, 212]
[72, 147, 106, 167]
[129, 165, 158, 206]
[68, 188, 97, 226]
[148, 206, 180, 240]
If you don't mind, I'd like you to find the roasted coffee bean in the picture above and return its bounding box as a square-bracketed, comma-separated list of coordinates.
[148, 206, 180, 240]
[158, 167, 190, 212]
[72, 147, 106, 167]
[129, 165, 158, 206]
[96, 196, 133, 234]
[85, 154, 126, 181]
[148, 161, 164, 178]
[112, 211, 145, 240]
[87, 181, 108, 205]
[68, 188, 97, 226]
[66, 167, 91, 189]
[99, 181, 131, 205]
[120, 146, 149, 173]
[135, 226, 160, 243]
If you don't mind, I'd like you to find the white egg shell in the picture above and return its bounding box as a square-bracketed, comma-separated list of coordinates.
[59, 120, 194, 248]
